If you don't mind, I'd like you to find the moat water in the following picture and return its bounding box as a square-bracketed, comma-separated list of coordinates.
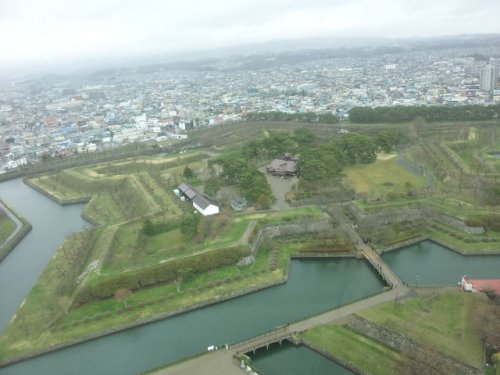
[0, 179, 499, 374]
[250, 341, 354, 375]
[382, 240, 500, 286]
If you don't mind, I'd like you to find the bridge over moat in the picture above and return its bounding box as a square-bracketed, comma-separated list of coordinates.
[153, 206, 409, 374]
[153, 285, 409, 375]
[231, 327, 299, 355]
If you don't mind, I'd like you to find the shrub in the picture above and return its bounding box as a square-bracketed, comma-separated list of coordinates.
[73, 246, 249, 306]
[465, 215, 500, 232]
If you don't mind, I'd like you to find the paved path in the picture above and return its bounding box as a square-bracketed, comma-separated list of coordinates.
[152, 350, 241, 375]
[152, 286, 409, 375]
[239, 221, 257, 245]
[155, 205, 409, 374]
[0, 200, 23, 255]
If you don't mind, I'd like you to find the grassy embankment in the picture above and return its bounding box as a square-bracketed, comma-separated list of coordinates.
[0, 210, 16, 243]
[0, 207, 327, 361]
[342, 151, 500, 252]
[0, 200, 33, 261]
[302, 292, 487, 374]
[0, 151, 330, 363]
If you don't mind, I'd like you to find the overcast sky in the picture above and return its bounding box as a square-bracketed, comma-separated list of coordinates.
[1, 0, 499, 71]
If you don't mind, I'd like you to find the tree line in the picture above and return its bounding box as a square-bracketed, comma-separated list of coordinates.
[244, 111, 339, 124]
[73, 246, 249, 306]
[349, 104, 500, 123]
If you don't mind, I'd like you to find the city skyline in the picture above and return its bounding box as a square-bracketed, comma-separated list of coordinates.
[1, 0, 500, 76]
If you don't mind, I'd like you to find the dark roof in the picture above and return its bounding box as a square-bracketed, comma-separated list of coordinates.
[178, 183, 198, 200]
[193, 195, 213, 210]
[178, 183, 192, 193]
[266, 158, 298, 173]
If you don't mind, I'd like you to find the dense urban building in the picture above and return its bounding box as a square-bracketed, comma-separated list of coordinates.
[0, 44, 499, 172]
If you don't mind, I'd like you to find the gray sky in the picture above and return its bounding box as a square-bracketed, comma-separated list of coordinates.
[1, 0, 499, 68]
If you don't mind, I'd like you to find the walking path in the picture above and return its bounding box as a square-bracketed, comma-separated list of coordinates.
[154, 204, 410, 374]
[153, 286, 409, 375]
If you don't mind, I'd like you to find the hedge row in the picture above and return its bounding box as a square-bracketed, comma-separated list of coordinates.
[465, 215, 500, 232]
[73, 246, 249, 306]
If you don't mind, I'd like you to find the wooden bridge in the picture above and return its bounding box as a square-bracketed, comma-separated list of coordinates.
[231, 327, 299, 355]
[361, 247, 403, 287]
[326, 205, 404, 288]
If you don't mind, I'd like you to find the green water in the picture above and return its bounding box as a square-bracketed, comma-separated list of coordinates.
[2, 176, 498, 375]
[0, 259, 384, 375]
[250, 342, 353, 375]
[0, 178, 89, 331]
[382, 240, 500, 285]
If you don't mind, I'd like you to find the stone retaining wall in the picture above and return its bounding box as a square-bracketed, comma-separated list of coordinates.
[437, 213, 484, 234]
[249, 219, 331, 259]
[264, 219, 331, 238]
[348, 202, 484, 233]
[346, 315, 482, 375]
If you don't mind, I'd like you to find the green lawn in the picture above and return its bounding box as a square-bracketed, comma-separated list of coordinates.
[344, 156, 426, 199]
[358, 291, 484, 368]
[0, 231, 284, 362]
[302, 324, 404, 375]
[0, 212, 16, 243]
[301, 291, 486, 374]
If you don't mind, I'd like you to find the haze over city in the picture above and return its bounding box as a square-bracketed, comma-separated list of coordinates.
[2, 0, 500, 76]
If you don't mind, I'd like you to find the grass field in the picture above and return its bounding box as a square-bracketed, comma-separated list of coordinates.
[344, 156, 426, 199]
[0, 161, 328, 365]
[302, 291, 487, 374]
[358, 291, 485, 368]
[0, 220, 292, 362]
[0, 212, 16, 244]
[302, 324, 405, 375]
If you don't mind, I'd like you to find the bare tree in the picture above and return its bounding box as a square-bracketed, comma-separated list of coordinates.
[114, 288, 132, 308]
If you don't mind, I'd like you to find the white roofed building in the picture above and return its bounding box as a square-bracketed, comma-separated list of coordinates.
[176, 183, 220, 216]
